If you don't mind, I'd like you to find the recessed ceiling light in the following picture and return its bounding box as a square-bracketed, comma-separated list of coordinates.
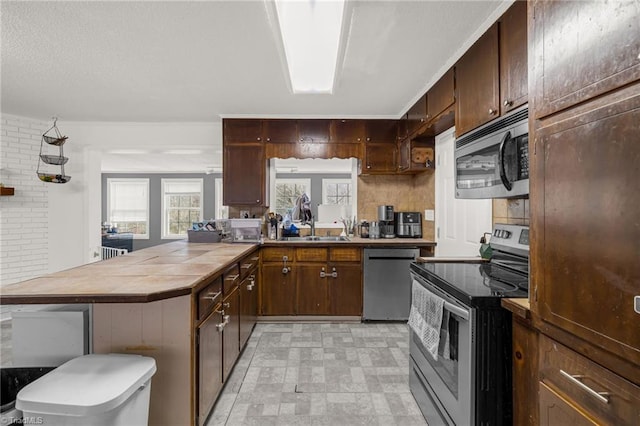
[274, 0, 345, 94]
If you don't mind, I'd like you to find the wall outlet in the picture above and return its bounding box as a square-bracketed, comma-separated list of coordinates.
[240, 210, 250, 219]
[424, 209, 435, 221]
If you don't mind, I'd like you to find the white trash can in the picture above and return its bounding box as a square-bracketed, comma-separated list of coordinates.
[16, 354, 157, 426]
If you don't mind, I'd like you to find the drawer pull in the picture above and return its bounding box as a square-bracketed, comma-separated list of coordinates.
[241, 263, 252, 270]
[560, 369, 610, 404]
[202, 291, 221, 300]
[225, 274, 240, 281]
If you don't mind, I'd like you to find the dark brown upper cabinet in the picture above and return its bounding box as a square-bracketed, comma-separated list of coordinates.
[363, 144, 396, 173]
[531, 0, 640, 119]
[455, 23, 500, 137]
[223, 119, 263, 143]
[298, 120, 331, 143]
[499, 0, 528, 115]
[427, 68, 455, 121]
[364, 120, 399, 144]
[406, 94, 428, 136]
[263, 119, 298, 143]
[223, 143, 267, 206]
[331, 119, 365, 143]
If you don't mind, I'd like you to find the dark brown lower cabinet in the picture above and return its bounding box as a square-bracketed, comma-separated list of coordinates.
[539, 382, 598, 426]
[330, 263, 362, 316]
[261, 263, 296, 315]
[512, 319, 539, 426]
[197, 305, 223, 426]
[296, 263, 330, 315]
[222, 286, 240, 382]
[239, 270, 258, 349]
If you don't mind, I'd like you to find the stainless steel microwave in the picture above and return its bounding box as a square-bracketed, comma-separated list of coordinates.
[454, 105, 529, 199]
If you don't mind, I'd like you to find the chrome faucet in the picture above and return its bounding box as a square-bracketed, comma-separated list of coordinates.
[310, 216, 315, 237]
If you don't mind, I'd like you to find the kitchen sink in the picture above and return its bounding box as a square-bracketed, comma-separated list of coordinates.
[279, 236, 350, 242]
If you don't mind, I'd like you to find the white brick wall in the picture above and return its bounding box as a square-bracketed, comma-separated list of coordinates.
[0, 114, 50, 287]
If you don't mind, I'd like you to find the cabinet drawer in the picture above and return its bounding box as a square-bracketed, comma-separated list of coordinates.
[329, 247, 361, 262]
[295, 248, 328, 262]
[239, 252, 260, 279]
[197, 277, 222, 320]
[222, 263, 240, 294]
[539, 335, 640, 425]
[261, 247, 294, 262]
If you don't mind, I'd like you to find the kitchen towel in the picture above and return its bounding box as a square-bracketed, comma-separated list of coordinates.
[408, 280, 445, 361]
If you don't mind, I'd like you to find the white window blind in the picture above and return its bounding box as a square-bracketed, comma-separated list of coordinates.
[107, 179, 149, 238]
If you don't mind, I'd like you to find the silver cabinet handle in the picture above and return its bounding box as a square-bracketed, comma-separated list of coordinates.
[225, 274, 240, 282]
[282, 267, 291, 274]
[241, 263, 252, 270]
[503, 100, 513, 107]
[330, 267, 338, 278]
[559, 370, 610, 404]
[202, 291, 221, 300]
[216, 314, 230, 331]
[488, 108, 497, 115]
[320, 267, 326, 278]
[223, 302, 230, 308]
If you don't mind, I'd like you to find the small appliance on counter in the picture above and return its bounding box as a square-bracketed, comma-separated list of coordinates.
[229, 219, 262, 242]
[395, 212, 422, 238]
[377, 205, 395, 238]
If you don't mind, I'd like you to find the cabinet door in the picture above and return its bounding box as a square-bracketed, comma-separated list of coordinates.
[531, 89, 640, 369]
[239, 273, 257, 350]
[539, 382, 598, 426]
[512, 320, 539, 426]
[261, 263, 296, 315]
[223, 119, 263, 143]
[197, 308, 223, 426]
[397, 138, 411, 172]
[223, 144, 265, 206]
[222, 287, 240, 382]
[531, 0, 640, 119]
[298, 120, 330, 143]
[296, 264, 330, 315]
[427, 68, 455, 120]
[331, 119, 365, 143]
[364, 120, 399, 144]
[330, 263, 362, 316]
[263, 119, 297, 143]
[499, 0, 528, 114]
[406, 95, 428, 136]
[364, 144, 396, 173]
[455, 23, 499, 136]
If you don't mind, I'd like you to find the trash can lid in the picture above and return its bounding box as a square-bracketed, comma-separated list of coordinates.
[16, 354, 157, 416]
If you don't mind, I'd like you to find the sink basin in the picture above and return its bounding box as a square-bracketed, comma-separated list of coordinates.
[279, 236, 350, 242]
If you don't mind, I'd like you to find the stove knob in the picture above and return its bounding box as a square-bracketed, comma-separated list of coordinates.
[503, 231, 511, 238]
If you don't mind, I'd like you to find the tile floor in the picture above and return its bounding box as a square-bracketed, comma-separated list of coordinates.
[207, 322, 428, 426]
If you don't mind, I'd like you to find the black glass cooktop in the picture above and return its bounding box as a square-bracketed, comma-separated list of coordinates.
[410, 261, 528, 308]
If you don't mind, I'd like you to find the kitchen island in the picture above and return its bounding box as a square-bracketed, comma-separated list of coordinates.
[1, 237, 435, 425]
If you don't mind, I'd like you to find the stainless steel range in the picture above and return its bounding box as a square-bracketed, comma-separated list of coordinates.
[408, 223, 529, 425]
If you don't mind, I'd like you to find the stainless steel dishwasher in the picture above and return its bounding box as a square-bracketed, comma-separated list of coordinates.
[363, 247, 420, 320]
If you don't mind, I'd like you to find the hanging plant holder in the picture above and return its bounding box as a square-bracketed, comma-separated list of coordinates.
[37, 118, 71, 184]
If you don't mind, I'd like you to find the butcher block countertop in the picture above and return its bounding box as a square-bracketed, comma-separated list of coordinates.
[0, 241, 259, 305]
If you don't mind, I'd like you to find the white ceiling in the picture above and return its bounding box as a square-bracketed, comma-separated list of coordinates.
[1, 0, 512, 171]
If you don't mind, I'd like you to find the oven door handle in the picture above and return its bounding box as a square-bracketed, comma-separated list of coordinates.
[498, 130, 513, 191]
[442, 300, 470, 321]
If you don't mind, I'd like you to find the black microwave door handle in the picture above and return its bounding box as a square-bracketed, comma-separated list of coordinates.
[498, 131, 513, 191]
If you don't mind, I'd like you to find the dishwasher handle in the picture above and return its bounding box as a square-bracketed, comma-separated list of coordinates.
[367, 256, 416, 260]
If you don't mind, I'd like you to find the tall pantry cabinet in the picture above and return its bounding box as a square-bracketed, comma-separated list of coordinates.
[528, 0, 640, 424]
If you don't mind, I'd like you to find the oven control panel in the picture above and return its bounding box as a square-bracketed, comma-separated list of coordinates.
[490, 224, 530, 257]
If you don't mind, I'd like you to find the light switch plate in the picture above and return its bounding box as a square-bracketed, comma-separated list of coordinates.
[424, 209, 435, 221]
[635, 296, 640, 314]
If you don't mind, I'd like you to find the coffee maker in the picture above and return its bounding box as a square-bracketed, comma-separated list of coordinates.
[377, 205, 396, 238]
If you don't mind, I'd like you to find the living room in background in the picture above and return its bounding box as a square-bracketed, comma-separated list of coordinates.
[106, 178, 150, 239]
[161, 178, 203, 239]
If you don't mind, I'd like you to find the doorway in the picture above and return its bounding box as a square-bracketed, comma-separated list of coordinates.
[434, 128, 492, 256]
